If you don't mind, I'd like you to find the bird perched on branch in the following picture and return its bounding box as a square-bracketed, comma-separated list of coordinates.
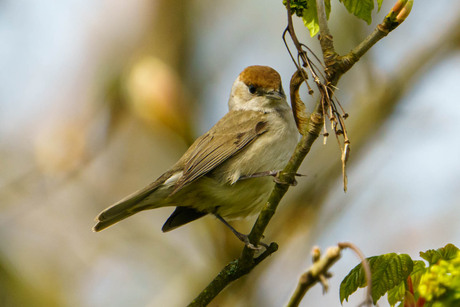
[93, 65, 298, 248]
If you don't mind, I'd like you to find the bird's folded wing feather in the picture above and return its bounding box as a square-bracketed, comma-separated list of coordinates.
[171, 110, 268, 194]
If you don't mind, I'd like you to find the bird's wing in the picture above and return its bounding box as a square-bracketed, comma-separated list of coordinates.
[171, 110, 268, 194]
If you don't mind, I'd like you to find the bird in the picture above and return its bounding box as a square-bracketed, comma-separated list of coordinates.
[93, 65, 299, 248]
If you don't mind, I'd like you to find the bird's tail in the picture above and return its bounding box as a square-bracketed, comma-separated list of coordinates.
[92, 206, 137, 232]
[92, 184, 167, 232]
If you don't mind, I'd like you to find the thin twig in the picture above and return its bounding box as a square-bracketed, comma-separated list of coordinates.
[287, 246, 342, 307]
[285, 0, 304, 68]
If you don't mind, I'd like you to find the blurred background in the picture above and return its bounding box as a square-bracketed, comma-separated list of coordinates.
[1, 0, 459, 306]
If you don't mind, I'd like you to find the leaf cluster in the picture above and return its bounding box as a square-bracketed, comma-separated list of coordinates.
[340, 244, 460, 307]
[283, 0, 384, 36]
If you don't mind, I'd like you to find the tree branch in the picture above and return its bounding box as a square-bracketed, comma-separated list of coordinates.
[188, 105, 324, 306]
[316, 0, 336, 70]
[245, 105, 324, 247]
[188, 242, 279, 307]
[338, 0, 414, 76]
[287, 246, 341, 307]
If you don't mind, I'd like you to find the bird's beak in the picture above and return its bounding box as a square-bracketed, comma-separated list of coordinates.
[265, 90, 285, 101]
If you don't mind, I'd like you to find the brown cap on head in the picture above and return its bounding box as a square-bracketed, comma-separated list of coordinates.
[238, 65, 281, 90]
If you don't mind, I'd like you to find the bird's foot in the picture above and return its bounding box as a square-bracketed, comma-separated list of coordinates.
[239, 170, 305, 186]
[235, 232, 269, 250]
[215, 214, 268, 250]
[273, 171, 304, 186]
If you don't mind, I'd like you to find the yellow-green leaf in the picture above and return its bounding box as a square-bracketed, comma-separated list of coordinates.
[340, 253, 414, 304]
[302, 0, 319, 37]
[339, 0, 374, 24]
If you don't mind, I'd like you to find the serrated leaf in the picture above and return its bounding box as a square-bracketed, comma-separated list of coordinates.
[371, 254, 413, 304]
[339, 0, 374, 24]
[438, 243, 460, 260]
[340, 253, 414, 304]
[420, 249, 442, 266]
[340, 256, 372, 303]
[387, 261, 427, 307]
[387, 282, 406, 306]
[302, 0, 319, 37]
[420, 244, 460, 266]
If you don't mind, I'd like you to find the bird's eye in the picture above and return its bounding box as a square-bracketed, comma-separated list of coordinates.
[248, 85, 257, 94]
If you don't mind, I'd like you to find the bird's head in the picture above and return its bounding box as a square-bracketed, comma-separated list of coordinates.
[228, 66, 288, 113]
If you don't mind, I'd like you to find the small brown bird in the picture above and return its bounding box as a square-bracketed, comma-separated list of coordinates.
[93, 65, 298, 247]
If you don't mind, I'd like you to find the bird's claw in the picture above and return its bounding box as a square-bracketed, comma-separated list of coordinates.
[236, 233, 268, 250]
[273, 171, 305, 186]
[214, 214, 269, 250]
[239, 171, 305, 186]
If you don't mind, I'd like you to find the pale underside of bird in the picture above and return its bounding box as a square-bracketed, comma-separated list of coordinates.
[93, 65, 299, 247]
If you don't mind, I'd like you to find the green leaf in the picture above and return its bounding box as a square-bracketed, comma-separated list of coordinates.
[387, 282, 406, 306]
[339, 0, 375, 24]
[377, 0, 383, 12]
[302, 0, 319, 37]
[438, 243, 460, 260]
[283, 0, 332, 37]
[387, 261, 427, 307]
[340, 253, 414, 304]
[340, 257, 370, 303]
[371, 254, 413, 304]
[420, 244, 460, 266]
[420, 249, 442, 266]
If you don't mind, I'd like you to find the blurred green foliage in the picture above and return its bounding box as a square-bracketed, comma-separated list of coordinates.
[340, 244, 460, 307]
